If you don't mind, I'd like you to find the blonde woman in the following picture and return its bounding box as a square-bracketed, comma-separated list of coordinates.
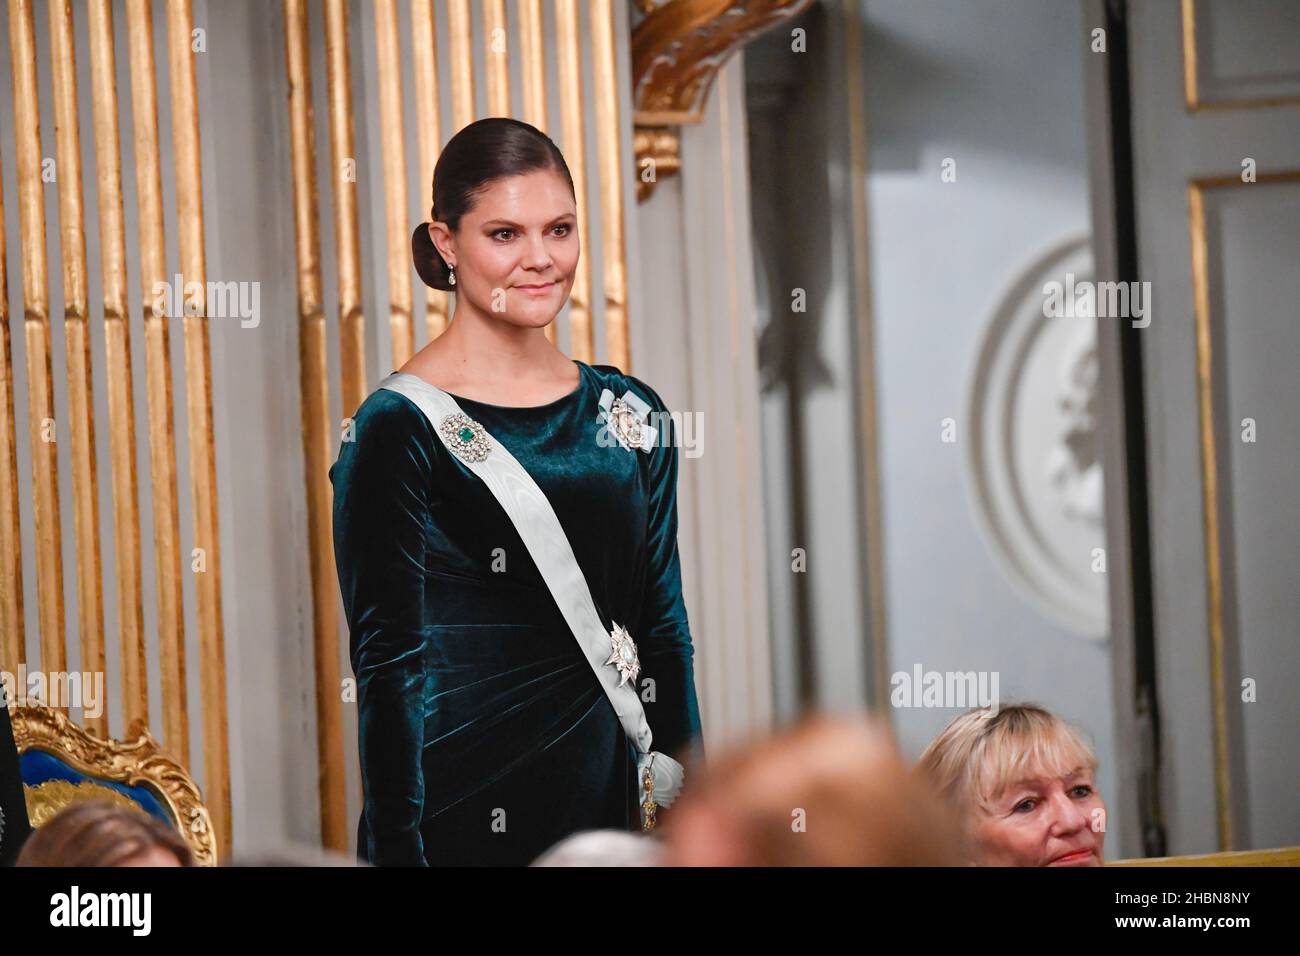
[916, 704, 1106, 866]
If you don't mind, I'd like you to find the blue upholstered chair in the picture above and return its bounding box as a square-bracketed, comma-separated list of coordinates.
[12, 703, 216, 866]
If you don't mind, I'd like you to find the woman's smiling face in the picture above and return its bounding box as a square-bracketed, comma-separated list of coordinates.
[430, 167, 579, 329]
[970, 766, 1106, 866]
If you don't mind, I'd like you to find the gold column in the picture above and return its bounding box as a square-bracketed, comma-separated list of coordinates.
[555, 0, 593, 361]
[483, 0, 510, 117]
[590, 0, 628, 371]
[165, 0, 230, 856]
[284, 0, 348, 852]
[324, 0, 367, 418]
[517, 0, 556, 346]
[447, 0, 475, 131]
[0, 144, 23, 671]
[126, 0, 180, 743]
[375, 0, 414, 367]
[8, 0, 67, 681]
[87, 0, 147, 738]
[518, 0, 548, 133]
[49, 0, 108, 736]
[410, 0, 449, 342]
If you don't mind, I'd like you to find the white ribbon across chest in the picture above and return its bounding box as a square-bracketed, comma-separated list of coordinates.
[379, 373, 684, 821]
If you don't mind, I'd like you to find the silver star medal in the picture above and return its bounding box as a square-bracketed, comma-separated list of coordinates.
[597, 388, 657, 452]
[605, 622, 640, 687]
[438, 412, 491, 463]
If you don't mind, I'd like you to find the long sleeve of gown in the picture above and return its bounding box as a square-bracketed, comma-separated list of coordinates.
[331, 394, 433, 866]
[628, 377, 704, 765]
[0, 696, 32, 866]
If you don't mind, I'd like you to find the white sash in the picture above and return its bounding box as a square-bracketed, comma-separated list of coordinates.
[380, 373, 685, 826]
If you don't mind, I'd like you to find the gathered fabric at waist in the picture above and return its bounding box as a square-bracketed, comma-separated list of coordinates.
[409, 566, 638, 820]
[415, 619, 624, 819]
[421, 567, 573, 629]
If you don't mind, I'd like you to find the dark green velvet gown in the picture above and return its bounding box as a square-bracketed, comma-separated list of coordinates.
[330, 359, 703, 866]
[0, 697, 33, 865]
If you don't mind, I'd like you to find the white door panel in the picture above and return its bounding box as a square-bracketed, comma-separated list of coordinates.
[1129, 0, 1300, 852]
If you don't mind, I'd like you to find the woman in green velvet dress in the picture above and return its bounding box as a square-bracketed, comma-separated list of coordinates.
[330, 118, 703, 866]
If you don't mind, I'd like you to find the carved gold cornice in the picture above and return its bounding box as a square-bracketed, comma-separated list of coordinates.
[632, 0, 813, 201]
[12, 703, 217, 866]
[633, 126, 682, 202]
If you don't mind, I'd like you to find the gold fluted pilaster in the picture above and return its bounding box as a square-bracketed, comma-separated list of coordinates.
[410, 0, 449, 342]
[49, 0, 108, 737]
[323, 0, 366, 418]
[127, 0, 182, 752]
[447, 0, 475, 131]
[555, 0, 593, 362]
[8, 0, 66, 682]
[165, 0, 230, 857]
[87, 0, 147, 740]
[284, 0, 348, 853]
[517, 0, 556, 346]
[518, 1, 546, 130]
[374, 0, 414, 367]
[590, 0, 629, 371]
[0, 143, 23, 672]
[483, 0, 510, 117]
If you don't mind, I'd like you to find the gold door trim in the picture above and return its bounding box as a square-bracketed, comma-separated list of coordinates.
[1181, 0, 1300, 112]
[1187, 169, 1300, 850]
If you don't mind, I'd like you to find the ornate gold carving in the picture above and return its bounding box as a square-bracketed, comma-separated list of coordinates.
[631, 0, 813, 201]
[25, 779, 150, 828]
[633, 127, 682, 203]
[12, 703, 218, 866]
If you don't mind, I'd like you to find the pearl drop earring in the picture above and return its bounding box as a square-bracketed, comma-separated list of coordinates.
[448, 265, 456, 286]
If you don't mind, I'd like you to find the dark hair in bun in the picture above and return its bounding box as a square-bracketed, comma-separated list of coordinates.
[412, 117, 576, 292]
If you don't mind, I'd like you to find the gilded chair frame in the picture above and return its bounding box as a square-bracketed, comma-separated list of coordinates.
[11, 703, 216, 866]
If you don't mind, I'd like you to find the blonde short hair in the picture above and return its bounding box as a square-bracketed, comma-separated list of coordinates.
[916, 704, 1097, 817]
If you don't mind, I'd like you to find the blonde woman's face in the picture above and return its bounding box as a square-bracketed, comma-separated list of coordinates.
[970, 767, 1106, 866]
[432, 168, 578, 329]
